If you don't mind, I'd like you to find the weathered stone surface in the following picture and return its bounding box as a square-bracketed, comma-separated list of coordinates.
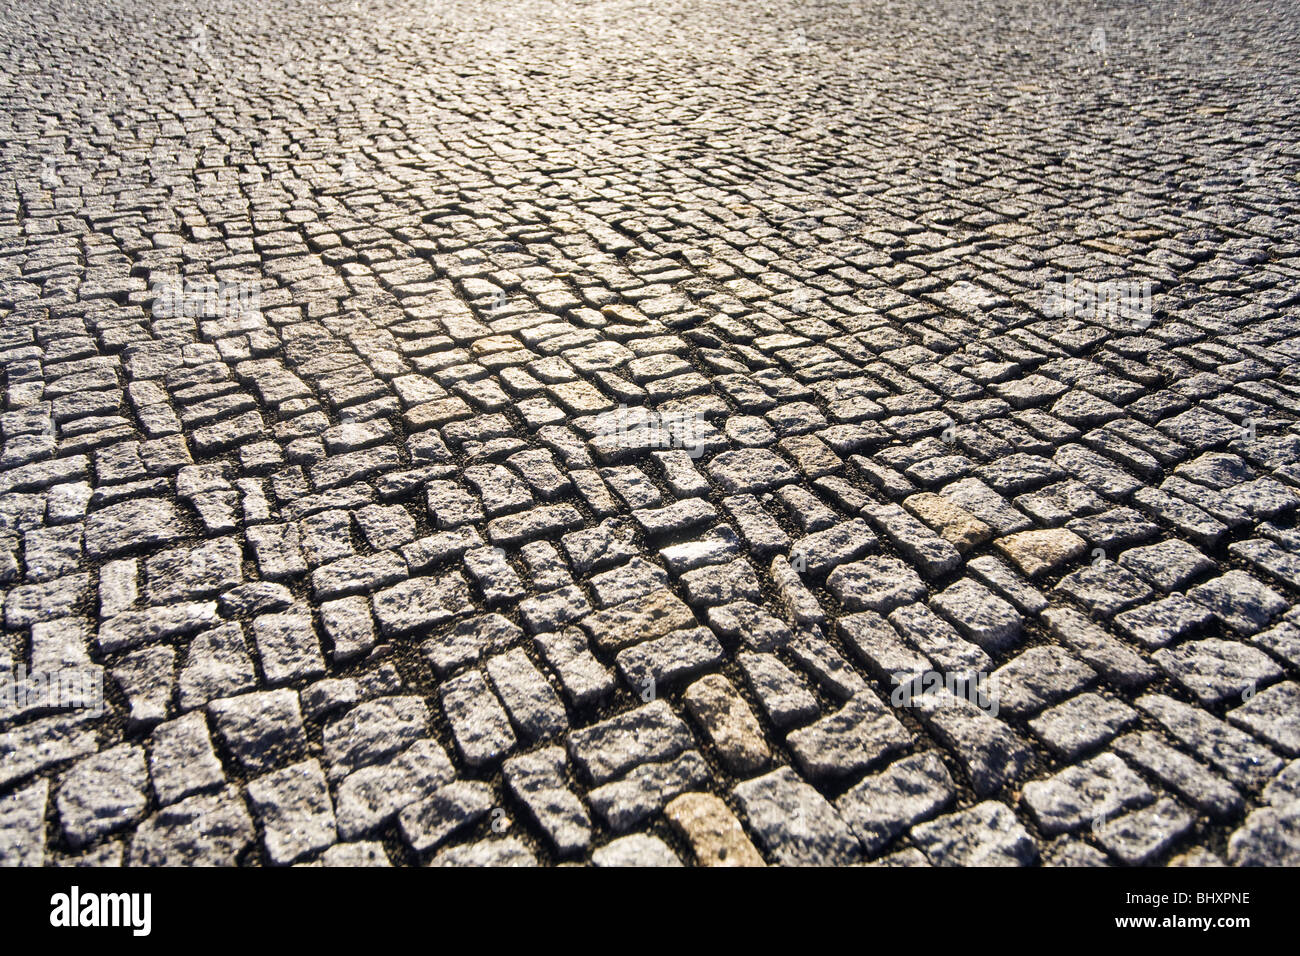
[579, 589, 696, 652]
[398, 781, 494, 854]
[6, 0, 1298, 869]
[1118, 539, 1216, 592]
[145, 537, 242, 603]
[679, 557, 763, 606]
[707, 601, 793, 651]
[148, 711, 226, 806]
[325, 696, 431, 777]
[335, 740, 455, 839]
[1041, 606, 1158, 689]
[615, 625, 725, 690]
[911, 801, 1037, 866]
[834, 753, 955, 853]
[1029, 694, 1137, 760]
[99, 601, 219, 654]
[1096, 796, 1195, 865]
[502, 747, 591, 856]
[914, 693, 1034, 796]
[1054, 560, 1154, 618]
[1021, 753, 1154, 836]
[664, 792, 765, 867]
[1112, 732, 1242, 820]
[995, 528, 1086, 578]
[588, 750, 710, 831]
[683, 674, 770, 774]
[1227, 682, 1300, 755]
[789, 519, 877, 576]
[179, 623, 257, 710]
[429, 836, 537, 867]
[591, 834, 682, 867]
[1188, 571, 1288, 634]
[930, 578, 1022, 651]
[1154, 638, 1283, 706]
[129, 788, 255, 866]
[318, 842, 391, 867]
[1114, 594, 1214, 648]
[112, 645, 175, 729]
[0, 780, 48, 867]
[787, 690, 912, 781]
[484, 649, 567, 743]
[732, 767, 862, 866]
[904, 492, 992, 552]
[251, 611, 326, 686]
[990, 646, 1096, 718]
[827, 555, 926, 613]
[534, 627, 616, 707]
[371, 573, 469, 636]
[707, 449, 798, 494]
[1137, 693, 1283, 787]
[440, 672, 516, 768]
[1227, 808, 1300, 866]
[737, 651, 820, 730]
[420, 613, 519, 675]
[567, 700, 693, 785]
[208, 690, 308, 775]
[84, 499, 185, 558]
[246, 759, 337, 864]
[0, 714, 98, 790]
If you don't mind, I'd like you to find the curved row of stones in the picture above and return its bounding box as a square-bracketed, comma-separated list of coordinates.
[1, 0, 1299, 865]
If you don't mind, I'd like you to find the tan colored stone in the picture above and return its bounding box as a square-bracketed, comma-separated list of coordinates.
[995, 528, 1087, 577]
[903, 493, 992, 552]
[664, 792, 765, 867]
[682, 674, 770, 774]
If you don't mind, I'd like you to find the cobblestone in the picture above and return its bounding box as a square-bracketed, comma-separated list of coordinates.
[1, 0, 1298, 868]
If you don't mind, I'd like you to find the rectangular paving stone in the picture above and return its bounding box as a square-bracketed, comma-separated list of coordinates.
[440, 671, 516, 768]
[911, 801, 1037, 866]
[486, 648, 568, 744]
[83, 498, 186, 558]
[1138, 692, 1285, 787]
[311, 551, 408, 600]
[787, 690, 912, 782]
[834, 753, 955, 854]
[615, 626, 725, 692]
[246, 759, 337, 865]
[1111, 731, 1243, 821]
[1021, 752, 1154, 836]
[334, 739, 455, 840]
[532, 628, 616, 708]
[588, 750, 710, 832]
[323, 696, 431, 778]
[578, 588, 696, 652]
[398, 780, 494, 854]
[0, 714, 98, 790]
[371, 572, 470, 636]
[566, 700, 693, 785]
[502, 747, 592, 856]
[247, 610, 323, 685]
[664, 792, 765, 867]
[731, 767, 862, 866]
[914, 692, 1034, 797]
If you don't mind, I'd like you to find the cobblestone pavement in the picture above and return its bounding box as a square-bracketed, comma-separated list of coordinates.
[2, 0, 1300, 867]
